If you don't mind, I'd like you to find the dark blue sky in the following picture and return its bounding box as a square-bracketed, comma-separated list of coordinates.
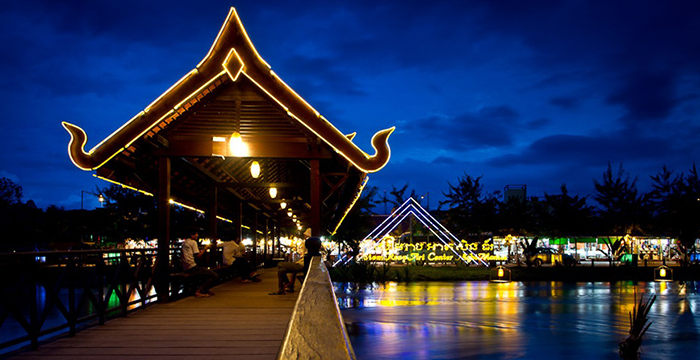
[1, 0, 699, 210]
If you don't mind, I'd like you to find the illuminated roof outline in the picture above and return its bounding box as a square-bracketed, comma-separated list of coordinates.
[62, 7, 394, 173]
[339, 197, 488, 266]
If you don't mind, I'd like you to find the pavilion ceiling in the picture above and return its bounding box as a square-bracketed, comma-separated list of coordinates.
[94, 74, 364, 234]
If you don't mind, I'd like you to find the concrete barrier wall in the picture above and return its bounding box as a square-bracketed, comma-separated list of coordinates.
[278, 256, 356, 360]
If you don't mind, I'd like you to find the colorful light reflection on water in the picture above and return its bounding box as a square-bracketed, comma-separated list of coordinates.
[336, 281, 700, 360]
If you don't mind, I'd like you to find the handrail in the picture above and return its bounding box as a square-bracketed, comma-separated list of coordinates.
[278, 256, 355, 360]
[0, 248, 191, 354]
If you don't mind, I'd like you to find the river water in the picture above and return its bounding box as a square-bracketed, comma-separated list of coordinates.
[336, 281, 700, 360]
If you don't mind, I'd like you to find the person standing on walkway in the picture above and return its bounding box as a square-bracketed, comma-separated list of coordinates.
[181, 227, 219, 298]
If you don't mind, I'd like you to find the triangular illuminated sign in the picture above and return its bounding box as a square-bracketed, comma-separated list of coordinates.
[337, 197, 488, 266]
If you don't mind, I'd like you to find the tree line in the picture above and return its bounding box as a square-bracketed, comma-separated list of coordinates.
[1, 162, 698, 260]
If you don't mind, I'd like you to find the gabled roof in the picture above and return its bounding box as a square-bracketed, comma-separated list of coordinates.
[61, 8, 395, 235]
[62, 7, 393, 173]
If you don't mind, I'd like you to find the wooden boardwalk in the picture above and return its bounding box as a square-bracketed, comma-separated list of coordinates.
[5, 269, 299, 359]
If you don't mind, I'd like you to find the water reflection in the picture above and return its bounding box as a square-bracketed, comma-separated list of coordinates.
[337, 281, 700, 360]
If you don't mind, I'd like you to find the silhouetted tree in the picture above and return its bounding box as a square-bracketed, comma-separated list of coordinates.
[100, 184, 157, 243]
[388, 183, 415, 210]
[497, 195, 535, 237]
[593, 163, 649, 236]
[0, 177, 22, 206]
[439, 173, 498, 239]
[649, 164, 700, 265]
[538, 184, 594, 240]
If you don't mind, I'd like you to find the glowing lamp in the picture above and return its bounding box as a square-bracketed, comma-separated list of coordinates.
[269, 187, 277, 198]
[287, 209, 293, 217]
[229, 132, 247, 156]
[490, 266, 511, 283]
[655, 265, 672, 282]
[250, 161, 260, 178]
[280, 201, 287, 209]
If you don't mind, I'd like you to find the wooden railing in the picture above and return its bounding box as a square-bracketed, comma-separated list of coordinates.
[0, 248, 180, 353]
[278, 256, 356, 360]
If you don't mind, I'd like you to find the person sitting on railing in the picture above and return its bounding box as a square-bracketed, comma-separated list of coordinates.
[181, 227, 219, 298]
[269, 237, 323, 295]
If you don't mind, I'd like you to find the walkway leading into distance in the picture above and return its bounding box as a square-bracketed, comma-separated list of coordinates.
[5, 269, 298, 360]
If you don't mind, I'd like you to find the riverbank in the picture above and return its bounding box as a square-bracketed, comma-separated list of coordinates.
[330, 263, 700, 283]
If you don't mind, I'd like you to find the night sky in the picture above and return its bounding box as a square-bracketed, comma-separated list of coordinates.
[1, 0, 699, 211]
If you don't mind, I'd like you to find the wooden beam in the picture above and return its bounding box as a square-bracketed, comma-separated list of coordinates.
[155, 140, 334, 159]
[216, 181, 299, 189]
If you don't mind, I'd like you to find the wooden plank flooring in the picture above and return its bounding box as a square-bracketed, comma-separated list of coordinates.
[5, 269, 298, 359]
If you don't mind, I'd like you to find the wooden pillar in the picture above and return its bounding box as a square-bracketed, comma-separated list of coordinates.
[236, 201, 243, 243]
[310, 159, 321, 237]
[156, 157, 171, 303]
[264, 218, 269, 262]
[252, 211, 258, 267]
[208, 186, 218, 266]
[273, 221, 279, 258]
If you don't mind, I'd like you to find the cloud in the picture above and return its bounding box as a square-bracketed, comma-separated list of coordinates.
[607, 72, 677, 123]
[489, 132, 676, 168]
[399, 106, 521, 152]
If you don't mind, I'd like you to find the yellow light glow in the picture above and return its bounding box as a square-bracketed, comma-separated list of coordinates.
[330, 175, 369, 235]
[660, 268, 666, 277]
[222, 48, 245, 82]
[287, 210, 292, 217]
[269, 187, 277, 198]
[250, 161, 260, 178]
[280, 202, 287, 209]
[93, 175, 154, 197]
[229, 132, 248, 156]
[498, 268, 504, 278]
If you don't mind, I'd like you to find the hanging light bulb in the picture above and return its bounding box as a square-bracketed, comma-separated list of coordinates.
[250, 161, 260, 178]
[229, 132, 247, 156]
[269, 187, 277, 198]
[280, 201, 287, 209]
[287, 209, 293, 217]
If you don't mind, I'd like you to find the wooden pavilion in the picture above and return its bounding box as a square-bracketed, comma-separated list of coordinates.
[62, 7, 394, 300]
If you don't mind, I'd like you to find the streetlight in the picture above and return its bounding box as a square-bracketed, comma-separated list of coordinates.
[421, 192, 430, 211]
[81, 190, 105, 210]
[80, 190, 104, 245]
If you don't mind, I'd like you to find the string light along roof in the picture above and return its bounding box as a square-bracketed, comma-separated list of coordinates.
[61, 7, 395, 234]
[62, 7, 393, 173]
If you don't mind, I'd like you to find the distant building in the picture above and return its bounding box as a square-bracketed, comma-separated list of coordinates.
[504, 184, 527, 203]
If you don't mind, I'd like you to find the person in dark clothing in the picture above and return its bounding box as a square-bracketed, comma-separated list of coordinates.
[269, 237, 323, 295]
